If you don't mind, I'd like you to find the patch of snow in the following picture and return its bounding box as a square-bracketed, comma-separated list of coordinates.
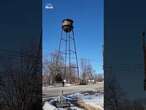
[65, 83, 72, 87]
[43, 102, 57, 110]
[43, 91, 104, 110]
[82, 94, 103, 106]
[67, 92, 104, 109]
[70, 107, 84, 110]
[81, 94, 104, 110]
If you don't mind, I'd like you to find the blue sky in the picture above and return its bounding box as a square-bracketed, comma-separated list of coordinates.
[43, 0, 104, 74]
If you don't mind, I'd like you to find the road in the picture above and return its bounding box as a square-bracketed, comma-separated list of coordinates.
[43, 82, 103, 101]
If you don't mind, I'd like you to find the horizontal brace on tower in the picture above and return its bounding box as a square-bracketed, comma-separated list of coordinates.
[57, 66, 79, 68]
[61, 37, 74, 41]
[58, 51, 77, 55]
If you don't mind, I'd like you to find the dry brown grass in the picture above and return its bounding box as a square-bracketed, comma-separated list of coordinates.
[77, 100, 102, 110]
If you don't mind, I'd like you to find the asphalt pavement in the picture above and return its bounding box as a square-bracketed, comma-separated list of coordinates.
[43, 82, 103, 101]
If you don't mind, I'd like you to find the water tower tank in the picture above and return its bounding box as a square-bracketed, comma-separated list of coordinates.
[62, 19, 73, 32]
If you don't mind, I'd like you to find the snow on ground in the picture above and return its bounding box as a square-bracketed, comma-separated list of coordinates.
[43, 102, 57, 110]
[81, 93, 103, 108]
[67, 92, 103, 110]
[43, 91, 103, 110]
[43, 101, 84, 110]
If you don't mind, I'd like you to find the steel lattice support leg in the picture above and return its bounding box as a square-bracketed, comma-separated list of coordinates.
[57, 30, 79, 83]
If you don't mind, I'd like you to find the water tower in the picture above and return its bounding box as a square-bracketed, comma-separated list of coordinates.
[57, 19, 79, 83]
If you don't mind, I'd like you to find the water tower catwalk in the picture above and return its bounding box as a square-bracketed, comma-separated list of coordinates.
[57, 19, 79, 83]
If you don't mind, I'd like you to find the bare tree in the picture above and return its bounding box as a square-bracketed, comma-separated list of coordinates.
[47, 51, 64, 84]
[132, 101, 145, 110]
[105, 72, 126, 110]
[65, 64, 78, 83]
[0, 39, 41, 110]
[95, 73, 104, 82]
[42, 58, 50, 86]
[80, 58, 95, 84]
[43, 50, 80, 85]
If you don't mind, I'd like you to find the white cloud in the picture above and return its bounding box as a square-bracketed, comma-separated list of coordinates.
[45, 3, 54, 10]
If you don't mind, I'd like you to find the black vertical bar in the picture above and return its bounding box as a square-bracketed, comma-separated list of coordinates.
[142, 32, 146, 90]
